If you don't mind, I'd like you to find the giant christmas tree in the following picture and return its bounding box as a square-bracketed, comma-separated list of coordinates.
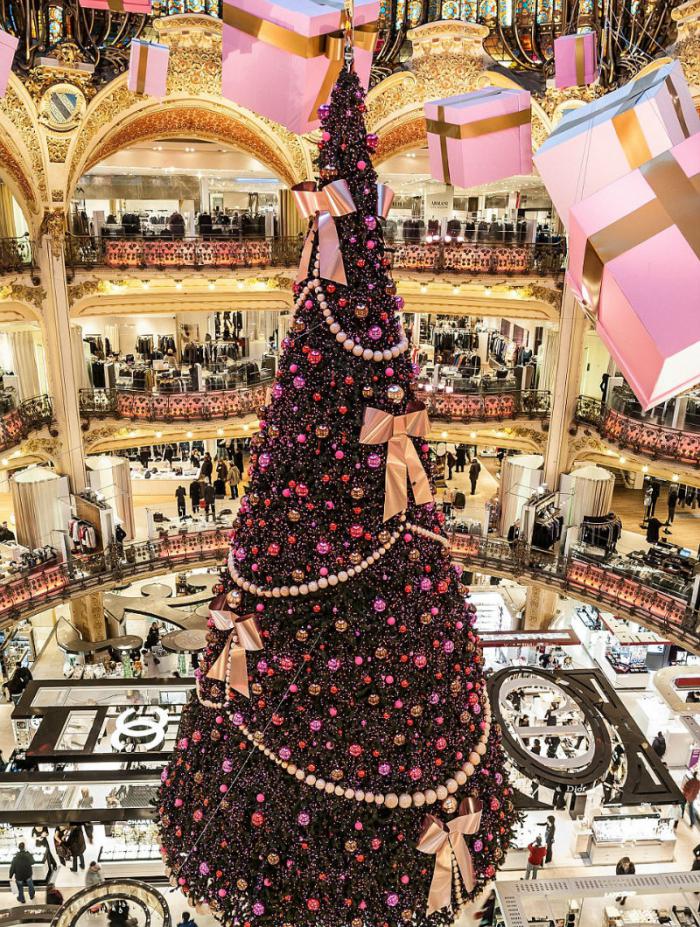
[158, 60, 517, 927]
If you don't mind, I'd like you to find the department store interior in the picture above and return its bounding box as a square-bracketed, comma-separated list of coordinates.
[0, 6, 698, 927]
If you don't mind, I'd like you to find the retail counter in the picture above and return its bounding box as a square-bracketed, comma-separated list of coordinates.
[97, 821, 163, 878]
[576, 812, 677, 865]
[597, 651, 650, 689]
[0, 827, 48, 885]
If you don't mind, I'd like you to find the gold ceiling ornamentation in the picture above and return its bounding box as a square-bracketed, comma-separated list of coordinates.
[47, 135, 72, 164]
[519, 283, 563, 308]
[374, 116, 427, 165]
[25, 66, 97, 107]
[0, 85, 46, 212]
[40, 209, 66, 258]
[0, 137, 38, 216]
[7, 284, 45, 313]
[67, 278, 101, 306]
[20, 436, 62, 461]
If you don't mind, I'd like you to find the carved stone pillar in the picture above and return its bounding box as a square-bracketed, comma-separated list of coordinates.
[523, 586, 559, 631]
[543, 286, 588, 488]
[673, 0, 700, 94]
[70, 591, 107, 643]
[37, 211, 87, 492]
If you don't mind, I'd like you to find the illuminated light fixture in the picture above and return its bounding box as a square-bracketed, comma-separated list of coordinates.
[619, 456, 626, 464]
[672, 473, 680, 481]
[142, 281, 150, 290]
[457, 236, 464, 243]
[452, 286, 460, 295]
[217, 428, 224, 436]
[420, 285, 427, 294]
[155, 431, 163, 438]
[484, 287, 492, 296]
[129, 431, 137, 438]
[208, 282, 216, 291]
[441, 431, 448, 439]
[444, 235, 452, 243]
[186, 431, 193, 439]
[243, 424, 250, 432]
[642, 465, 649, 473]
[236, 281, 245, 290]
[470, 431, 477, 439]
[424, 384, 433, 393]
[445, 385, 453, 394]
[1, 458, 8, 466]
[175, 281, 183, 290]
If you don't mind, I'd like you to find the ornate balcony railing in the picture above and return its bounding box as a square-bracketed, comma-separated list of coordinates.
[64, 233, 565, 279]
[0, 236, 36, 276]
[575, 394, 700, 468]
[0, 394, 54, 453]
[79, 383, 549, 427]
[79, 382, 271, 422]
[0, 523, 696, 649]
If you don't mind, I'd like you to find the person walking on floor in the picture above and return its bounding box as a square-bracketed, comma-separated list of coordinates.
[525, 836, 546, 879]
[455, 445, 467, 473]
[85, 860, 104, 888]
[199, 452, 213, 484]
[67, 823, 86, 872]
[227, 463, 241, 499]
[189, 479, 202, 515]
[615, 856, 635, 904]
[216, 458, 228, 484]
[682, 770, 700, 826]
[31, 825, 56, 876]
[446, 450, 456, 481]
[175, 485, 187, 520]
[652, 731, 667, 758]
[204, 482, 216, 520]
[540, 814, 556, 864]
[10, 842, 35, 902]
[177, 913, 198, 927]
[144, 622, 161, 665]
[469, 455, 481, 495]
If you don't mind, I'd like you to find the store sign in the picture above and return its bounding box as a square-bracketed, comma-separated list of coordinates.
[424, 187, 454, 219]
[110, 706, 169, 753]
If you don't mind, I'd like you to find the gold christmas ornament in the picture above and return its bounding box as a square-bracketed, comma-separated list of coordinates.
[349, 552, 362, 565]
[351, 486, 365, 499]
[378, 530, 390, 544]
[236, 879, 248, 891]
[268, 425, 280, 438]
[410, 705, 423, 717]
[442, 796, 458, 814]
[288, 509, 301, 522]
[375, 646, 388, 659]
[293, 319, 306, 332]
[335, 619, 349, 632]
[344, 839, 358, 852]
[291, 569, 305, 582]
[296, 629, 309, 642]
[368, 694, 380, 705]
[420, 611, 432, 624]
[309, 683, 321, 695]
[362, 385, 374, 399]
[315, 424, 330, 438]
[387, 384, 405, 403]
[409, 548, 420, 562]
[394, 733, 406, 746]
[331, 769, 344, 781]
[267, 853, 280, 865]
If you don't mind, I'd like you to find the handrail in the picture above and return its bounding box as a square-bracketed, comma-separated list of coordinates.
[0, 235, 36, 276]
[575, 394, 700, 467]
[0, 394, 53, 454]
[0, 524, 697, 651]
[64, 233, 565, 278]
[79, 384, 550, 425]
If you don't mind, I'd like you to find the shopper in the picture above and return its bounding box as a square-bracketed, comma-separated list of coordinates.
[507, 520, 520, 553]
[31, 825, 56, 875]
[10, 842, 35, 902]
[216, 458, 229, 483]
[177, 913, 198, 927]
[455, 445, 467, 473]
[189, 479, 202, 514]
[175, 485, 187, 520]
[67, 823, 86, 872]
[190, 448, 200, 470]
[652, 731, 667, 758]
[144, 622, 161, 664]
[46, 883, 64, 906]
[469, 455, 481, 495]
[682, 770, 700, 826]
[525, 836, 546, 879]
[164, 444, 175, 467]
[667, 485, 678, 526]
[0, 520, 16, 541]
[199, 452, 213, 484]
[446, 450, 456, 480]
[204, 482, 216, 520]
[54, 826, 70, 867]
[85, 860, 104, 888]
[541, 814, 556, 864]
[227, 463, 241, 499]
[615, 856, 635, 904]
[443, 486, 454, 518]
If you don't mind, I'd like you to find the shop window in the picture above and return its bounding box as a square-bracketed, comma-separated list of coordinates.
[56, 710, 98, 751]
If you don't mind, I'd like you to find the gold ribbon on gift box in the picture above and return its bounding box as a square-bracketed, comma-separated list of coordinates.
[425, 90, 530, 185]
[580, 149, 700, 317]
[574, 34, 587, 86]
[549, 66, 692, 171]
[206, 608, 263, 699]
[134, 41, 150, 94]
[416, 798, 483, 916]
[222, 2, 378, 120]
[359, 405, 433, 522]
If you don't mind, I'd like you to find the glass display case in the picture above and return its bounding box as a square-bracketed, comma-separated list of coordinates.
[588, 812, 677, 864]
[98, 820, 163, 877]
[0, 823, 48, 882]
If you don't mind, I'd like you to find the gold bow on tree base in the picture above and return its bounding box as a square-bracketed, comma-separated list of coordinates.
[359, 405, 434, 522]
[207, 607, 263, 700]
[416, 798, 483, 916]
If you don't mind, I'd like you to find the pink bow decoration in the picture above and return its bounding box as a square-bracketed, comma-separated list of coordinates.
[206, 606, 263, 699]
[416, 797, 483, 916]
[359, 404, 434, 522]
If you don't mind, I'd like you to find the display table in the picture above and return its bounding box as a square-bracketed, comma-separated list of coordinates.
[584, 812, 676, 865]
[597, 651, 650, 689]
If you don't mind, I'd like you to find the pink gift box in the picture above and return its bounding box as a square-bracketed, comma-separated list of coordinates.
[128, 40, 169, 97]
[80, 0, 152, 11]
[0, 29, 18, 98]
[222, 0, 380, 135]
[535, 60, 699, 228]
[424, 88, 532, 189]
[568, 133, 700, 411]
[554, 31, 598, 89]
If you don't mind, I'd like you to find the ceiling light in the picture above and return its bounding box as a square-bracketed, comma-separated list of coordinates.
[217, 428, 224, 436]
[470, 431, 477, 439]
[619, 456, 625, 464]
[420, 285, 427, 294]
[186, 431, 193, 438]
[672, 473, 680, 481]
[1, 458, 7, 466]
[175, 282, 183, 290]
[452, 286, 460, 295]
[208, 282, 216, 290]
[155, 431, 163, 438]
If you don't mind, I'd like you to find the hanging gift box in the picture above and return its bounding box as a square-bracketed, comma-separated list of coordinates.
[534, 60, 699, 228]
[553, 31, 598, 89]
[567, 133, 700, 411]
[222, 0, 380, 135]
[128, 39, 169, 97]
[80, 0, 152, 11]
[0, 29, 18, 98]
[424, 88, 532, 189]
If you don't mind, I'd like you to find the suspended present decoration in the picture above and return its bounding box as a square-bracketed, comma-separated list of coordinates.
[0, 28, 18, 98]
[534, 61, 699, 229]
[553, 31, 598, 90]
[424, 88, 531, 189]
[567, 134, 700, 411]
[127, 39, 170, 97]
[79, 0, 152, 11]
[221, 0, 380, 134]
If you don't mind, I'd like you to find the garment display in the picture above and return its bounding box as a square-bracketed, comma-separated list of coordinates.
[580, 513, 622, 552]
[531, 510, 564, 550]
[68, 518, 98, 552]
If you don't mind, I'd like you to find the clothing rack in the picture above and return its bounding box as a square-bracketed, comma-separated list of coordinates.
[521, 491, 559, 547]
[579, 513, 622, 553]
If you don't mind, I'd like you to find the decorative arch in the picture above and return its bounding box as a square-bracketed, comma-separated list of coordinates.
[0, 77, 48, 225]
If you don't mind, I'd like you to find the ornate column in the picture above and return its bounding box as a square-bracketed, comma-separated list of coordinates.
[542, 286, 588, 488]
[523, 586, 559, 631]
[37, 210, 87, 492]
[70, 591, 107, 644]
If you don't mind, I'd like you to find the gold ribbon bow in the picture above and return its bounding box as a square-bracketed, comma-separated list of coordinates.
[293, 179, 357, 286]
[581, 149, 700, 319]
[206, 608, 263, 699]
[416, 798, 483, 916]
[134, 42, 150, 94]
[359, 405, 433, 522]
[222, 3, 378, 120]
